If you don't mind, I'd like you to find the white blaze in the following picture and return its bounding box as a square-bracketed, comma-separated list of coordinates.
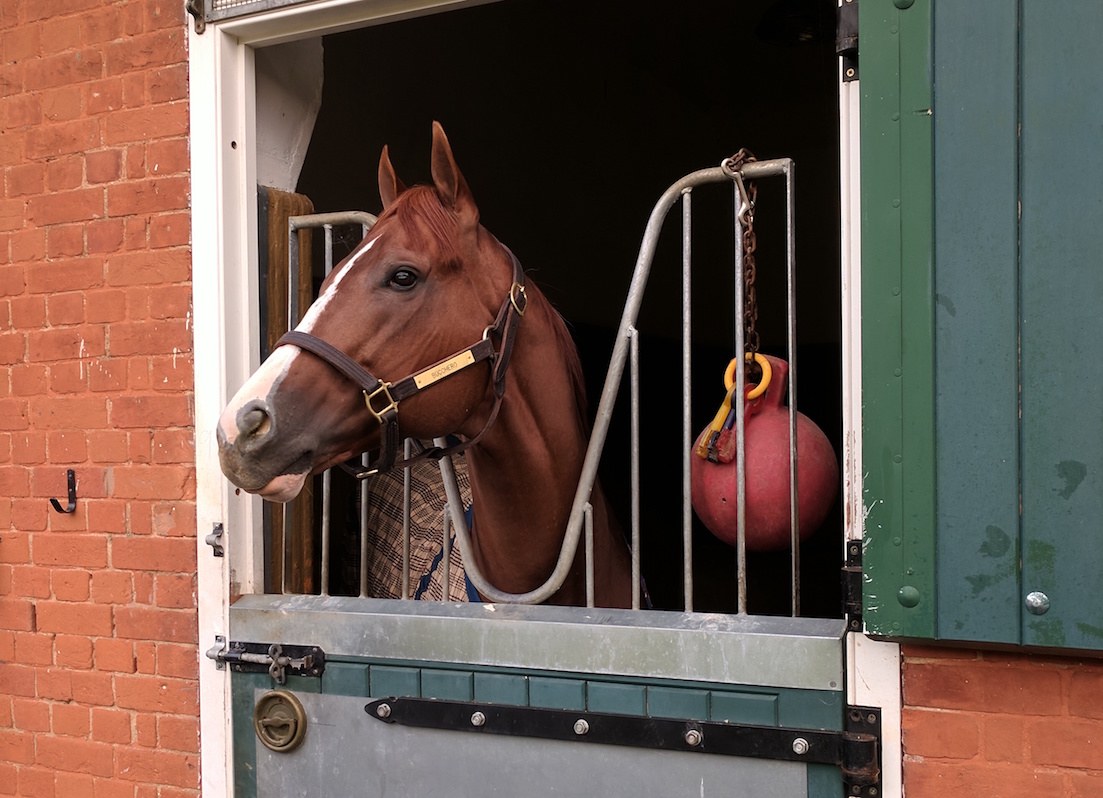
[219, 236, 378, 447]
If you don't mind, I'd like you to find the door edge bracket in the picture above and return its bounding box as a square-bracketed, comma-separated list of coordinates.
[843, 540, 864, 632]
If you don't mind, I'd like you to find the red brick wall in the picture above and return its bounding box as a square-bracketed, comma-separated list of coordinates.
[902, 645, 1103, 797]
[0, 1, 196, 796]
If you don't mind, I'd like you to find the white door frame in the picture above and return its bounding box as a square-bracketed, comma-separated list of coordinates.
[190, 4, 903, 793]
[189, 3, 493, 794]
[839, 55, 904, 798]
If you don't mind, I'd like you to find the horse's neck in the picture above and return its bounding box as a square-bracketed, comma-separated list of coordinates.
[462, 297, 594, 599]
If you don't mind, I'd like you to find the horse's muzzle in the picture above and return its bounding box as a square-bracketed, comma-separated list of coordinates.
[217, 397, 309, 497]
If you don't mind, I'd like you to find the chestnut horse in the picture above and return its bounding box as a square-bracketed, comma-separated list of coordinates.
[217, 123, 631, 608]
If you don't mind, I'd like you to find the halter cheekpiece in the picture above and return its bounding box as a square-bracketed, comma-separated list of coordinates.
[275, 248, 527, 478]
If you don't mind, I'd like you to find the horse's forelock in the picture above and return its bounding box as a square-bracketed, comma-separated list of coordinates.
[376, 185, 463, 272]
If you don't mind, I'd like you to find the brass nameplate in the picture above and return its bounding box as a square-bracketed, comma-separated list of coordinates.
[413, 351, 475, 389]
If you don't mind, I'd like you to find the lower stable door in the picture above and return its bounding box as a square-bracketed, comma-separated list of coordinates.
[223, 596, 876, 797]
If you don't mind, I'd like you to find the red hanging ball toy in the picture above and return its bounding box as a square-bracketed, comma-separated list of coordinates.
[690, 354, 838, 552]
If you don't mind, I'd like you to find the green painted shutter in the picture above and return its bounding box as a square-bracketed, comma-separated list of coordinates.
[860, 0, 1103, 650]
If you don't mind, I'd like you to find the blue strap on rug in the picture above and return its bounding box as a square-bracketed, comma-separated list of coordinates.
[412, 505, 481, 602]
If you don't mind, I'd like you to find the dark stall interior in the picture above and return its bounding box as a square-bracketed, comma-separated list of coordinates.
[285, 0, 843, 616]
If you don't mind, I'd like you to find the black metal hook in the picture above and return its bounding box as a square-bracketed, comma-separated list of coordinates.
[50, 469, 77, 514]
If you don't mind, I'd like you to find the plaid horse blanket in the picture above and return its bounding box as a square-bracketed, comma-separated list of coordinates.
[360, 455, 474, 601]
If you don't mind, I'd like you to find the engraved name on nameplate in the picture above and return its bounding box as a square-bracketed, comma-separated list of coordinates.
[413, 351, 476, 389]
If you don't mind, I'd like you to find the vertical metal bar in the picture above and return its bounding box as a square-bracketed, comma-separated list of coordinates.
[402, 439, 413, 600]
[681, 188, 694, 613]
[323, 224, 334, 276]
[785, 162, 801, 617]
[584, 502, 595, 608]
[282, 503, 292, 594]
[285, 224, 298, 596]
[320, 469, 331, 596]
[733, 180, 748, 616]
[442, 505, 451, 601]
[318, 223, 336, 599]
[629, 326, 641, 611]
[359, 452, 370, 598]
[287, 224, 300, 330]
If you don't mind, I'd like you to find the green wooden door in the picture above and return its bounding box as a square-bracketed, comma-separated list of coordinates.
[861, 0, 1103, 650]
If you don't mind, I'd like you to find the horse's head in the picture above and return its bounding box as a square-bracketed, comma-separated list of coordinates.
[217, 123, 519, 502]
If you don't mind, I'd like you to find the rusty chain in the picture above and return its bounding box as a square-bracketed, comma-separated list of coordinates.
[722, 149, 760, 372]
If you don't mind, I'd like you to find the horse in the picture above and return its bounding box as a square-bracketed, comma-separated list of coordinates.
[217, 122, 632, 608]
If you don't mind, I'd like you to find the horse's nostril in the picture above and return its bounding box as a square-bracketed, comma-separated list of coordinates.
[237, 402, 273, 441]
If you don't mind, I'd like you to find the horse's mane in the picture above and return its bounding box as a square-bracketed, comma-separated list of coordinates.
[529, 282, 591, 431]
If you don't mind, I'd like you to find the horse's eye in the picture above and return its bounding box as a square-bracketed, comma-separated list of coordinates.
[389, 268, 418, 289]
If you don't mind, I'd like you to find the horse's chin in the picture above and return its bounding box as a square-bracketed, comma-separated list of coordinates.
[255, 472, 309, 504]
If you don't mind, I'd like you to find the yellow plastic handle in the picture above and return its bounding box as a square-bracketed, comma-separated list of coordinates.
[694, 354, 774, 459]
[724, 353, 772, 401]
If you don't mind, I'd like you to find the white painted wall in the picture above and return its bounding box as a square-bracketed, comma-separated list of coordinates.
[255, 38, 324, 192]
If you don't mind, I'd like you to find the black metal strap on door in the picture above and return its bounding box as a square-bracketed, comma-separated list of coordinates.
[365, 697, 882, 797]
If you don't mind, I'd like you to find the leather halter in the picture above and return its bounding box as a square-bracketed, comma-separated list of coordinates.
[275, 248, 528, 478]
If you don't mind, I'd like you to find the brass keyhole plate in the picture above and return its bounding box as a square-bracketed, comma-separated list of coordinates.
[254, 690, 308, 753]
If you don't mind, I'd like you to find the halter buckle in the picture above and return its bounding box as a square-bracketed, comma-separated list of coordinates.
[364, 382, 398, 423]
[510, 282, 527, 316]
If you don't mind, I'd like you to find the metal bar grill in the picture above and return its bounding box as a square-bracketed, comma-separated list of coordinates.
[283, 212, 376, 598]
[271, 161, 801, 615]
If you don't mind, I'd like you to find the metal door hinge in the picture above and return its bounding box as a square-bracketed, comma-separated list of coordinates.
[185, 0, 206, 34]
[367, 697, 882, 796]
[842, 540, 863, 632]
[837, 0, 858, 81]
[205, 636, 326, 684]
[205, 523, 224, 557]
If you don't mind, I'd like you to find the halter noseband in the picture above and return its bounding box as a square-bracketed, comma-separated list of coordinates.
[274, 249, 528, 478]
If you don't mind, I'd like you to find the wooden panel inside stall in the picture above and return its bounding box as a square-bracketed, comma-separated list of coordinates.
[259, 186, 316, 594]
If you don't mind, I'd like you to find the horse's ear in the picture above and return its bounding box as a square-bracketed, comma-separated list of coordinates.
[378, 144, 407, 210]
[430, 121, 478, 224]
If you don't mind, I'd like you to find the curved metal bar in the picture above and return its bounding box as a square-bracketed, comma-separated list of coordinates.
[434, 159, 793, 606]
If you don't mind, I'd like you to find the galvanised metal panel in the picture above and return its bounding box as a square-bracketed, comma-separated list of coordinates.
[230, 595, 848, 692]
[233, 660, 846, 797]
[860, 0, 937, 639]
[255, 691, 812, 797]
[1019, 0, 1103, 650]
[932, 2, 1021, 643]
[229, 599, 848, 796]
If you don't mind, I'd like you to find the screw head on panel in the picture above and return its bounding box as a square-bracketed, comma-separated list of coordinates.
[1025, 591, 1050, 615]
